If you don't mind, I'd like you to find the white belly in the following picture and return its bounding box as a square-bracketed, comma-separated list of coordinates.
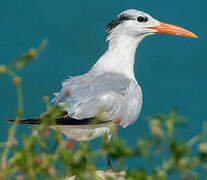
[51, 123, 114, 141]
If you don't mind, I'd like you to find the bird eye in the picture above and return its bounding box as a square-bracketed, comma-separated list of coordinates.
[137, 16, 148, 22]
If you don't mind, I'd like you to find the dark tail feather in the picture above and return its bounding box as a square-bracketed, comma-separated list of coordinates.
[8, 118, 40, 124]
[7, 116, 109, 126]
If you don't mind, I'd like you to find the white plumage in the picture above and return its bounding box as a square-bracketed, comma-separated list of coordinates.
[51, 9, 197, 142]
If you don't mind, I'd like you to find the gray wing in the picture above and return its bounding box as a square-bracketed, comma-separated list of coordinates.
[52, 72, 142, 127]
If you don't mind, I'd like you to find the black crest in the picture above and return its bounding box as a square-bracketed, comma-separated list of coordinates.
[106, 13, 134, 35]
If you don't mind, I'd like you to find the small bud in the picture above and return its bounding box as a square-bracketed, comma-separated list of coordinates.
[151, 126, 163, 138]
[42, 125, 50, 137]
[17, 175, 24, 180]
[199, 142, 207, 154]
[48, 165, 56, 178]
[0, 65, 7, 74]
[65, 140, 75, 150]
[181, 174, 190, 180]
[150, 119, 160, 127]
[165, 120, 174, 133]
[179, 158, 188, 168]
[63, 89, 71, 97]
[43, 96, 50, 103]
[13, 76, 22, 85]
[192, 157, 200, 166]
[157, 169, 166, 178]
[40, 112, 47, 118]
[28, 168, 34, 178]
[13, 138, 18, 146]
[28, 48, 38, 58]
[16, 110, 23, 117]
[34, 156, 43, 165]
[115, 117, 122, 125]
[32, 129, 38, 136]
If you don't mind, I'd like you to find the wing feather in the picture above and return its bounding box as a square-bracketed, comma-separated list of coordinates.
[53, 72, 142, 127]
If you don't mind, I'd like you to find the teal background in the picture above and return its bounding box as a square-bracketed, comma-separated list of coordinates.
[0, 0, 205, 171]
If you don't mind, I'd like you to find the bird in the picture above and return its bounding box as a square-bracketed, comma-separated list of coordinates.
[8, 9, 197, 170]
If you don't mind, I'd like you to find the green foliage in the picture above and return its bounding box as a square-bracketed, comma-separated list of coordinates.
[0, 41, 207, 179]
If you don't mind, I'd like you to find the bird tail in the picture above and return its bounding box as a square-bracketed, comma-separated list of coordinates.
[8, 118, 41, 124]
[7, 116, 106, 126]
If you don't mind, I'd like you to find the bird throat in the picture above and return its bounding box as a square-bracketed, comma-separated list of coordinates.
[93, 34, 144, 79]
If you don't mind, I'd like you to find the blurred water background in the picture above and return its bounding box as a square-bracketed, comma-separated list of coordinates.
[0, 0, 206, 170]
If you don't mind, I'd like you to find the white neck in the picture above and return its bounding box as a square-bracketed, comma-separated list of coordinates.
[92, 34, 144, 79]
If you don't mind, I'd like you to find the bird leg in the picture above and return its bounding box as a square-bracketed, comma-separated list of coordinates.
[106, 154, 112, 171]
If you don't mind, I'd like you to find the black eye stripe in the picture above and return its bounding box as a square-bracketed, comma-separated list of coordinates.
[137, 16, 148, 22]
[106, 14, 134, 35]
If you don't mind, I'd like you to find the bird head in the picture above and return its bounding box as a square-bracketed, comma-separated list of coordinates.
[106, 9, 197, 40]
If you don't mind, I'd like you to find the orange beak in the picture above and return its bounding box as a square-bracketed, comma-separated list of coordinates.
[148, 22, 197, 38]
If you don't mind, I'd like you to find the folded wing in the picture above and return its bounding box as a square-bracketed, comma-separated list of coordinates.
[53, 72, 142, 127]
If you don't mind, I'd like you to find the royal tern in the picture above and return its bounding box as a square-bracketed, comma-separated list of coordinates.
[8, 9, 197, 169]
